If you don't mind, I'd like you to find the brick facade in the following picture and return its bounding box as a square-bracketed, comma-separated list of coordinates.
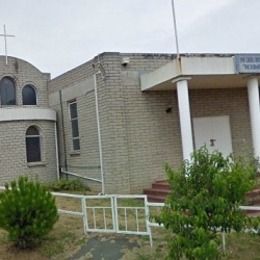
[0, 56, 57, 184]
[0, 56, 50, 106]
[49, 52, 253, 194]
[0, 53, 253, 192]
[0, 120, 57, 184]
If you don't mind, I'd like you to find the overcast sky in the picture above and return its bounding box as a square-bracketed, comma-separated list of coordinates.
[0, 0, 259, 78]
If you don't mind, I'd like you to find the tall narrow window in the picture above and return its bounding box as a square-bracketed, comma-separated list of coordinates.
[26, 126, 41, 162]
[69, 100, 80, 151]
[22, 85, 36, 105]
[0, 77, 16, 105]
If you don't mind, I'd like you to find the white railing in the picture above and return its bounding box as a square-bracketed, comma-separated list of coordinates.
[0, 186, 259, 247]
[60, 168, 102, 183]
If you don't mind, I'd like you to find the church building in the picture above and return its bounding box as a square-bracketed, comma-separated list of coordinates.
[0, 56, 58, 184]
[1, 52, 260, 194]
[49, 52, 260, 194]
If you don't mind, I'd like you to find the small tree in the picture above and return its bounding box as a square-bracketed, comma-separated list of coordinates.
[0, 176, 58, 249]
[158, 147, 259, 259]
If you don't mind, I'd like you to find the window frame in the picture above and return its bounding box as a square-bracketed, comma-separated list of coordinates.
[22, 84, 37, 105]
[0, 76, 16, 106]
[68, 100, 80, 152]
[25, 126, 42, 163]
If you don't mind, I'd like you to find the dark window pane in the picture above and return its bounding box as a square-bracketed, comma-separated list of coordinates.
[26, 137, 41, 162]
[0, 77, 16, 105]
[26, 126, 39, 136]
[71, 119, 79, 137]
[69, 101, 80, 151]
[70, 102, 78, 118]
[73, 139, 80, 151]
[23, 85, 36, 105]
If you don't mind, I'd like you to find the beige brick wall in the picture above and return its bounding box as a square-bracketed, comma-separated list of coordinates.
[121, 87, 182, 192]
[48, 57, 95, 93]
[0, 56, 50, 107]
[0, 120, 57, 185]
[65, 91, 100, 180]
[0, 56, 57, 184]
[49, 76, 101, 191]
[49, 53, 177, 193]
[100, 53, 178, 193]
[49, 52, 253, 194]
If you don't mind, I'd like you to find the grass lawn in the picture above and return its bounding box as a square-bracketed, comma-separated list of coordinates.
[0, 214, 85, 260]
[0, 193, 260, 259]
[123, 230, 260, 260]
[224, 233, 260, 260]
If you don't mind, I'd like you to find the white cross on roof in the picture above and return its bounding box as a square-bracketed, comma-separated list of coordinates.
[0, 25, 15, 65]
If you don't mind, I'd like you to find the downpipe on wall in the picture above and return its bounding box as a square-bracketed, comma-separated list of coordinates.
[93, 70, 105, 194]
[54, 122, 60, 180]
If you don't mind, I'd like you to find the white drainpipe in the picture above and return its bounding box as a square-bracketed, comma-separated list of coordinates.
[54, 122, 60, 180]
[93, 73, 105, 194]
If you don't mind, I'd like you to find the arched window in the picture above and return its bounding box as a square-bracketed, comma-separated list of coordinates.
[0, 77, 16, 105]
[26, 126, 41, 162]
[22, 85, 37, 105]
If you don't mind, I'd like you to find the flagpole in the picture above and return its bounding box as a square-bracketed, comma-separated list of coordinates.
[171, 0, 180, 60]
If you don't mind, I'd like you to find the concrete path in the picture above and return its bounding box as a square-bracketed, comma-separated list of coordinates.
[68, 234, 142, 260]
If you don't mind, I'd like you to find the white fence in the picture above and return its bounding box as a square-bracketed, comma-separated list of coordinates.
[0, 186, 259, 247]
[53, 193, 155, 245]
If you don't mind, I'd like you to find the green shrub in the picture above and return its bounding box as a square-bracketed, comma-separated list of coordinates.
[0, 176, 58, 249]
[46, 178, 90, 192]
[157, 147, 259, 260]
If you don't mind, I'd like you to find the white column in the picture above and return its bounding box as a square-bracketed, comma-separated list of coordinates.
[176, 79, 194, 160]
[247, 78, 260, 159]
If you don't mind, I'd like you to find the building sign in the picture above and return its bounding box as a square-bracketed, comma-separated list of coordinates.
[235, 54, 260, 73]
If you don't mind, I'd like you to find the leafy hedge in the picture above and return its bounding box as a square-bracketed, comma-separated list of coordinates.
[0, 176, 58, 249]
[158, 147, 260, 259]
[46, 178, 90, 192]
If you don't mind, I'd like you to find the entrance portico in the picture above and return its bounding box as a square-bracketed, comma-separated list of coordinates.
[141, 54, 260, 160]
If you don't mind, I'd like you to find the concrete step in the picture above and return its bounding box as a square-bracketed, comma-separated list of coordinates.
[244, 188, 260, 215]
[246, 188, 260, 196]
[144, 181, 260, 211]
[145, 194, 166, 203]
[144, 180, 170, 202]
[247, 198, 260, 205]
[144, 188, 170, 197]
[152, 182, 170, 190]
[246, 189, 260, 207]
[246, 211, 260, 217]
[156, 180, 169, 183]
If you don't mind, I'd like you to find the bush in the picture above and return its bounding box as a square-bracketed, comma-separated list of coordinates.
[0, 176, 58, 249]
[46, 178, 90, 192]
[158, 147, 259, 260]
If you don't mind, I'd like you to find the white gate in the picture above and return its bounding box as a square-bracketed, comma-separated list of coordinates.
[49, 192, 153, 243]
[83, 195, 150, 236]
